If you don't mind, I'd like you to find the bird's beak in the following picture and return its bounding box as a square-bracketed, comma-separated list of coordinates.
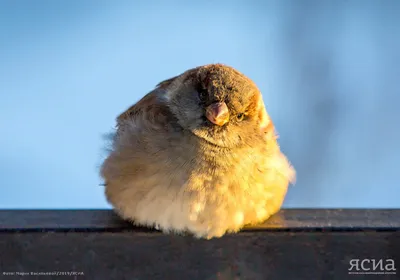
[205, 102, 230, 126]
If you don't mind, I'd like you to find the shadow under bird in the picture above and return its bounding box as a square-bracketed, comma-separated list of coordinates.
[101, 63, 295, 239]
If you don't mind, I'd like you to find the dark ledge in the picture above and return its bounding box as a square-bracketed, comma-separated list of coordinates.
[1, 209, 399, 280]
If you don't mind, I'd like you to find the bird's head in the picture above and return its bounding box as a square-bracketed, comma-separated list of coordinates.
[161, 64, 274, 148]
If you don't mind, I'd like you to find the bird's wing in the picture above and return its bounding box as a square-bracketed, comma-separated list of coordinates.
[116, 76, 179, 131]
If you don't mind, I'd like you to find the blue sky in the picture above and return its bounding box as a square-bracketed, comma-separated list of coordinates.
[1, 1, 399, 209]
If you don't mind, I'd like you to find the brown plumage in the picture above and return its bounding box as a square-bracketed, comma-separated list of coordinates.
[101, 64, 295, 239]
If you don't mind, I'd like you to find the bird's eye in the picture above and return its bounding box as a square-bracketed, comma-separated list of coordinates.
[198, 90, 207, 102]
[237, 113, 245, 121]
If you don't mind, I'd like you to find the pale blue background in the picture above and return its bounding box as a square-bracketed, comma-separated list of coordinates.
[1, 0, 399, 209]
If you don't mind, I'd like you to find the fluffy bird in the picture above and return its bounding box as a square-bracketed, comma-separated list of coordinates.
[101, 64, 295, 239]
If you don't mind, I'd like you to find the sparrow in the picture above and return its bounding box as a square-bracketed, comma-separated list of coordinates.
[100, 64, 295, 239]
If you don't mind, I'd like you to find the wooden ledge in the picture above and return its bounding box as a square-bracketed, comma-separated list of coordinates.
[1, 209, 399, 232]
[0, 209, 399, 279]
